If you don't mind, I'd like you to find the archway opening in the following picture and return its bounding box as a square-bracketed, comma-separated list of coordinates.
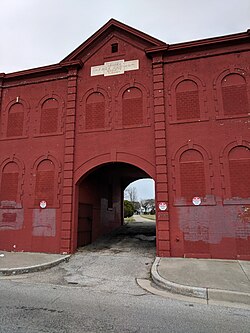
[76, 162, 155, 250]
[124, 178, 155, 215]
[123, 178, 156, 246]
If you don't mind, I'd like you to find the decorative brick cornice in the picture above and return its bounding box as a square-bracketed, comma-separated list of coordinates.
[4, 63, 65, 80]
[60, 59, 83, 70]
[3, 60, 82, 82]
[0, 73, 5, 87]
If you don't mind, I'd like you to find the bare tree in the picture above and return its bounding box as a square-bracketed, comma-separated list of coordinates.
[125, 186, 138, 202]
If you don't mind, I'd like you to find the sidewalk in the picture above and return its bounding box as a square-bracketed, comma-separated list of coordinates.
[0, 251, 70, 275]
[151, 257, 250, 306]
[1, 250, 250, 307]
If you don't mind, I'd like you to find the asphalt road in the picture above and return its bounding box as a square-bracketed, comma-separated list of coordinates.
[0, 219, 250, 333]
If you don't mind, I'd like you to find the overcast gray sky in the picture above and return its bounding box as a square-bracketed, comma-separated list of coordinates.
[1, 0, 250, 73]
[125, 179, 155, 201]
[1, 0, 249, 199]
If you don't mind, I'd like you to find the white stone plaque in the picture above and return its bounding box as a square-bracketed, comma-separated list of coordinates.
[91, 59, 139, 77]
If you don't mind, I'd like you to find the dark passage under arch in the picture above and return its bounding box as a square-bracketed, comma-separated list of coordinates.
[75, 162, 155, 249]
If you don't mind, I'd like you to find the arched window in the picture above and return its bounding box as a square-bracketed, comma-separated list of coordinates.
[176, 80, 200, 120]
[85, 92, 105, 130]
[221, 74, 248, 116]
[34, 159, 55, 206]
[122, 87, 143, 126]
[228, 146, 250, 198]
[7, 103, 24, 137]
[180, 149, 206, 201]
[0, 162, 19, 202]
[40, 98, 59, 134]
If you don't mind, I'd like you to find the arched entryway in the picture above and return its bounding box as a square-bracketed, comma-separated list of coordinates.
[73, 162, 155, 250]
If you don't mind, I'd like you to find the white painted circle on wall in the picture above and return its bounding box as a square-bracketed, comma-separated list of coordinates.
[158, 202, 167, 211]
[40, 200, 47, 209]
[192, 197, 201, 206]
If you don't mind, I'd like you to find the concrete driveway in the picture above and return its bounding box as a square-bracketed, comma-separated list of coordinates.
[62, 218, 156, 294]
[13, 217, 156, 295]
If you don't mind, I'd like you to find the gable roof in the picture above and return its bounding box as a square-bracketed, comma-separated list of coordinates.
[61, 18, 166, 63]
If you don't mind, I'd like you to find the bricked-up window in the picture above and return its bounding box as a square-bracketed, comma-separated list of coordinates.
[176, 80, 200, 120]
[229, 146, 250, 198]
[34, 160, 55, 206]
[40, 98, 59, 134]
[0, 162, 19, 202]
[122, 87, 143, 126]
[180, 150, 206, 201]
[222, 74, 248, 116]
[111, 43, 118, 53]
[7, 103, 24, 137]
[85, 92, 105, 130]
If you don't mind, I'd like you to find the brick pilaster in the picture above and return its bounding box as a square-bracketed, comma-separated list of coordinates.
[60, 66, 79, 254]
[0, 73, 5, 124]
[152, 55, 170, 257]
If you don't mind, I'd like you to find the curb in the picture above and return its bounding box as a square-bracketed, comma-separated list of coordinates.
[0, 255, 71, 276]
[151, 257, 250, 306]
[151, 257, 207, 299]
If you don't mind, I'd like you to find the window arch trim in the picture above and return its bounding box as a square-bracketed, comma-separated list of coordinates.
[35, 94, 65, 137]
[79, 87, 111, 132]
[29, 154, 62, 208]
[0, 155, 25, 208]
[213, 68, 249, 120]
[115, 81, 150, 129]
[171, 141, 215, 206]
[168, 74, 208, 124]
[219, 139, 250, 204]
[1, 98, 30, 140]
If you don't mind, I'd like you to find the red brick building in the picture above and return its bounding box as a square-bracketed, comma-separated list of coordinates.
[0, 19, 249, 259]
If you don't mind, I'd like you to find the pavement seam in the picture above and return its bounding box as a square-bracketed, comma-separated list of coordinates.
[206, 288, 209, 303]
[207, 288, 250, 306]
[238, 260, 250, 282]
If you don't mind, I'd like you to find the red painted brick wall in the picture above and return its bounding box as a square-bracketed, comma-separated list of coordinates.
[165, 46, 250, 259]
[0, 75, 68, 253]
[0, 20, 249, 259]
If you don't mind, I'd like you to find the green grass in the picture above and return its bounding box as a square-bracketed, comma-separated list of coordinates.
[141, 214, 156, 221]
[124, 217, 136, 223]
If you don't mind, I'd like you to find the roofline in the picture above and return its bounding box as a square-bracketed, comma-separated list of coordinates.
[146, 29, 250, 55]
[1, 26, 249, 80]
[62, 18, 166, 62]
[1, 60, 83, 81]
